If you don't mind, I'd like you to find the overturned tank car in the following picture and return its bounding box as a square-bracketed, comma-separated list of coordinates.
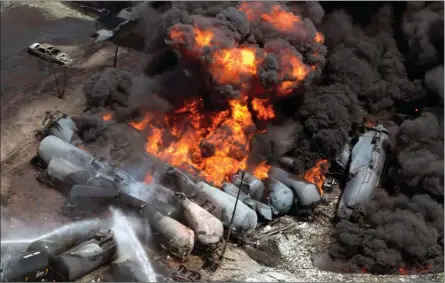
[336, 123, 390, 219]
[0, 227, 116, 282]
[269, 167, 322, 216]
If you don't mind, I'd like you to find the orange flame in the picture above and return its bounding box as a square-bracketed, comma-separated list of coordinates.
[210, 47, 261, 88]
[251, 98, 275, 120]
[398, 265, 432, 275]
[276, 50, 310, 95]
[129, 98, 264, 187]
[102, 113, 112, 121]
[195, 28, 213, 48]
[76, 144, 89, 152]
[144, 173, 153, 184]
[138, 2, 326, 187]
[303, 159, 329, 196]
[252, 161, 271, 180]
[261, 5, 302, 32]
[129, 113, 153, 131]
[315, 32, 325, 45]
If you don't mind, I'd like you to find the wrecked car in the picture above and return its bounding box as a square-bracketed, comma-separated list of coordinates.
[27, 43, 73, 66]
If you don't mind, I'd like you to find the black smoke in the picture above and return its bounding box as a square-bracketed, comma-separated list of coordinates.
[162, 1, 327, 102]
[311, 1, 443, 274]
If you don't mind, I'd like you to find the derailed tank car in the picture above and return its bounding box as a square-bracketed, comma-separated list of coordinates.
[336, 123, 390, 219]
[0, 228, 116, 282]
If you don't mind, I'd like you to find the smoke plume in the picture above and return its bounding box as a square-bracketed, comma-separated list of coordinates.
[315, 2, 444, 274]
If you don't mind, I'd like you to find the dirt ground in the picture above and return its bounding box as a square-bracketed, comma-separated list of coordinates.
[0, 2, 442, 283]
[0, 1, 142, 233]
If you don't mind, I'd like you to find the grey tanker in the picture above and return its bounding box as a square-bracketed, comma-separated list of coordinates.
[336, 123, 390, 219]
[1, 227, 116, 282]
[269, 167, 322, 215]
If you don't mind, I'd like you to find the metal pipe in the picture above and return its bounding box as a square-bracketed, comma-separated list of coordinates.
[220, 171, 245, 262]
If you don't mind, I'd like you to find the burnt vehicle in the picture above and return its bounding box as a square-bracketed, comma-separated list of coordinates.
[336, 123, 390, 220]
[0, 228, 116, 282]
[27, 43, 73, 66]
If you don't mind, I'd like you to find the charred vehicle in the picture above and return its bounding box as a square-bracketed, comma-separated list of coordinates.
[0, 228, 116, 282]
[336, 123, 390, 219]
[27, 43, 73, 66]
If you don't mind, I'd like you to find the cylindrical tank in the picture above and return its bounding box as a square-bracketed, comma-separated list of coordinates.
[243, 198, 273, 221]
[335, 141, 352, 170]
[50, 231, 117, 281]
[223, 183, 273, 221]
[266, 177, 294, 215]
[0, 251, 49, 282]
[149, 211, 195, 260]
[155, 169, 224, 220]
[222, 182, 248, 200]
[141, 200, 180, 220]
[47, 157, 91, 184]
[48, 117, 78, 144]
[70, 185, 119, 200]
[38, 135, 94, 166]
[150, 185, 177, 204]
[337, 125, 390, 219]
[270, 167, 321, 208]
[231, 171, 265, 201]
[181, 198, 223, 246]
[27, 227, 102, 258]
[198, 181, 257, 231]
[116, 192, 147, 211]
[278, 156, 297, 171]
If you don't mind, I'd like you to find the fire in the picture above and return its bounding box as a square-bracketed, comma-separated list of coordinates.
[129, 113, 153, 131]
[210, 47, 260, 87]
[145, 127, 163, 153]
[315, 32, 325, 44]
[238, 2, 264, 21]
[252, 161, 271, 180]
[76, 144, 89, 152]
[167, 2, 324, 97]
[102, 113, 112, 121]
[304, 159, 329, 196]
[139, 2, 326, 187]
[360, 264, 433, 275]
[251, 98, 275, 120]
[129, 98, 267, 187]
[275, 50, 310, 95]
[398, 265, 432, 275]
[261, 5, 302, 32]
[195, 28, 213, 48]
[144, 173, 153, 184]
[365, 119, 376, 128]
